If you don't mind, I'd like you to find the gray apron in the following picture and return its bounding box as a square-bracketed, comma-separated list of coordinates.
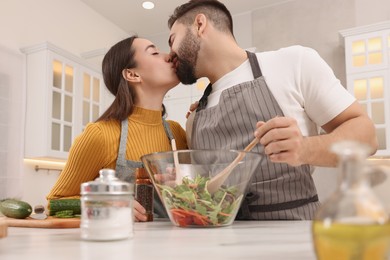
[115, 117, 174, 218]
[189, 51, 320, 220]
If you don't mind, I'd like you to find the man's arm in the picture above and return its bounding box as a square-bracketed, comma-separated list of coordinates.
[254, 101, 378, 167]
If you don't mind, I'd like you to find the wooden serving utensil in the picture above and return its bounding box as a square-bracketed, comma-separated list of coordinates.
[171, 139, 182, 185]
[206, 137, 260, 194]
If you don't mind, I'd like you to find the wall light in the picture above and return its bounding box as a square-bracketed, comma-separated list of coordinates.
[24, 158, 66, 172]
[142, 1, 155, 10]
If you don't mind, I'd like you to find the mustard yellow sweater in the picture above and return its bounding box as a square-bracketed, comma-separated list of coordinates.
[47, 106, 187, 201]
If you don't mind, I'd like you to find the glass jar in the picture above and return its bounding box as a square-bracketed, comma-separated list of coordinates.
[312, 141, 390, 260]
[80, 169, 134, 241]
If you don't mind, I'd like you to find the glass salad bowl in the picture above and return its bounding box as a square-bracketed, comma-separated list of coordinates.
[141, 149, 263, 228]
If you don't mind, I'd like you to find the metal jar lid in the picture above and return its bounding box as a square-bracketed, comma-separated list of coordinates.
[80, 169, 134, 195]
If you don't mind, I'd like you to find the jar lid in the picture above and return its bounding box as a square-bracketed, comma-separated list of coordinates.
[80, 169, 134, 195]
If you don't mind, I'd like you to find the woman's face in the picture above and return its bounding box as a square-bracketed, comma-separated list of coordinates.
[132, 38, 179, 90]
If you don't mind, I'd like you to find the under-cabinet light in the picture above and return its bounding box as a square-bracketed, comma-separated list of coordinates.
[24, 158, 66, 168]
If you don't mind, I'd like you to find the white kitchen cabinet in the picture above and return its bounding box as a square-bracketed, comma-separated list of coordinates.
[340, 21, 390, 156]
[21, 42, 105, 160]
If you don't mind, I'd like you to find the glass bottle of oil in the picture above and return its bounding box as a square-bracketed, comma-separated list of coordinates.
[312, 141, 390, 260]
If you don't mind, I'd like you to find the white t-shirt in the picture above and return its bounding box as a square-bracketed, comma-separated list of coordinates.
[207, 45, 355, 137]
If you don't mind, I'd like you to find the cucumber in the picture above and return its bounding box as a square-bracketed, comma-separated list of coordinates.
[0, 199, 33, 219]
[49, 199, 81, 216]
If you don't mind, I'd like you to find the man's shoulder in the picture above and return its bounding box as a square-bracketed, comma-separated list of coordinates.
[256, 45, 314, 56]
[255, 45, 319, 65]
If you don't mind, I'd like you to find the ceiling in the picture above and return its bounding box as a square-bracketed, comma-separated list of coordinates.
[80, 0, 288, 37]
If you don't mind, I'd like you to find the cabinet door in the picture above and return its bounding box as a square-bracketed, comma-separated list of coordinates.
[80, 68, 104, 132]
[345, 30, 390, 74]
[50, 53, 77, 155]
[347, 70, 390, 155]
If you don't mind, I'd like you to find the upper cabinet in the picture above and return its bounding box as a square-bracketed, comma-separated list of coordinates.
[340, 21, 390, 156]
[21, 42, 106, 160]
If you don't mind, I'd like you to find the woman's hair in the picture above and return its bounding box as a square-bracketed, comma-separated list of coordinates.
[168, 0, 233, 35]
[97, 36, 138, 122]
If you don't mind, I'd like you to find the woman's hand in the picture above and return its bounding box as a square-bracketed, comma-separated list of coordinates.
[133, 200, 148, 222]
[186, 101, 199, 118]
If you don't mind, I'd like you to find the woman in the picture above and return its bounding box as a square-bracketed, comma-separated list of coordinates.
[46, 36, 187, 221]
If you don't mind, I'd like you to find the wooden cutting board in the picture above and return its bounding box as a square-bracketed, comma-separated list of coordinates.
[0, 219, 7, 238]
[1, 216, 80, 229]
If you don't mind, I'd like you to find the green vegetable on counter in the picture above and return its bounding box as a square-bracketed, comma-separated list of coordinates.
[54, 210, 79, 218]
[0, 199, 33, 219]
[49, 199, 81, 217]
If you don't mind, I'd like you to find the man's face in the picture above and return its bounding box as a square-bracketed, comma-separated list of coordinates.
[169, 22, 201, 85]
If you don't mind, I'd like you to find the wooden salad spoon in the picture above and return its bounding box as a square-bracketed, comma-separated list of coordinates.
[206, 137, 260, 194]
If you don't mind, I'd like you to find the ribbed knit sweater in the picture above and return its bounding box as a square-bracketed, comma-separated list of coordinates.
[47, 106, 187, 201]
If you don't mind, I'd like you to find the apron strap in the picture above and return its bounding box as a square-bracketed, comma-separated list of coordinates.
[248, 195, 319, 213]
[185, 109, 196, 148]
[116, 119, 129, 169]
[197, 51, 263, 112]
[246, 51, 262, 79]
[115, 119, 143, 182]
[196, 83, 212, 111]
[162, 118, 174, 142]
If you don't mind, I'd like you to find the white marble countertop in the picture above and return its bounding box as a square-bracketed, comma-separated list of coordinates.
[0, 220, 316, 260]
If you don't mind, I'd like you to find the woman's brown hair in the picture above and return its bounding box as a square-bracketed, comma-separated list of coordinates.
[97, 36, 138, 122]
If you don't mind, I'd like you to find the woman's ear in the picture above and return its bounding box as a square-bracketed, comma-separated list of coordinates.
[194, 14, 207, 36]
[122, 69, 141, 83]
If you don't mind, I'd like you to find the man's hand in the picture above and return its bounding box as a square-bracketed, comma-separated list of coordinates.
[254, 117, 304, 166]
[253, 102, 378, 167]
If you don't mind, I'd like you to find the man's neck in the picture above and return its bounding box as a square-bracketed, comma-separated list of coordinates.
[198, 41, 248, 84]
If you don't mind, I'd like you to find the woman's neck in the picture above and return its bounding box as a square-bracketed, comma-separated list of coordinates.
[135, 91, 165, 111]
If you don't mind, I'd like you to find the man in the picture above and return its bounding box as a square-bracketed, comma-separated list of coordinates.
[168, 0, 377, 220]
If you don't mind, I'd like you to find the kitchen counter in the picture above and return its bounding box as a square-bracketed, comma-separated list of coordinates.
[0, 220, 316, 260]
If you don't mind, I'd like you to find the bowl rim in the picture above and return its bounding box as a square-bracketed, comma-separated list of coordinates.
[140, 149, 263, 161]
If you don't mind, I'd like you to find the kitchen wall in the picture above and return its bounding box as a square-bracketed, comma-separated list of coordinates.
[0, 0, 389, 208]
[252, 0, 355, 86]
[0, 46, 24, 201]
[0, 0, 129, 207]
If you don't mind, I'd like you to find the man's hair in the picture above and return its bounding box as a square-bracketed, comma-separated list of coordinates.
[168, 0, 233, 35]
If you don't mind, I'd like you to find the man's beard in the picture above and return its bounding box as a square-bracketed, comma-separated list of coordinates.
[176, 29, 200, 85]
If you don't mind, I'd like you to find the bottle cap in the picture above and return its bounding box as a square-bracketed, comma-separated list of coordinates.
[80, 169, 134, 195]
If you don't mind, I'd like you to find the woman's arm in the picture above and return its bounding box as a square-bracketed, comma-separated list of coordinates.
[46, 123, 107, 201]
